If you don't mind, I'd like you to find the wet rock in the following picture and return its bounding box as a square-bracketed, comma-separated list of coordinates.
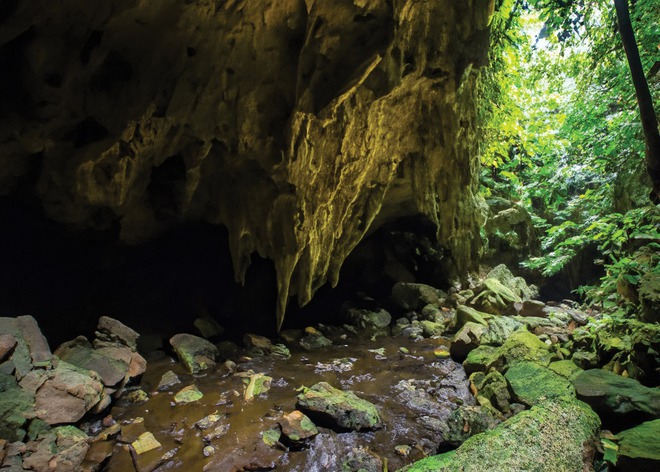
[445, 405, 499, 446]
[95, 316, 140, 351]
[195, 413, 223, 430]
[297, 382, 380, 431]
[0, 377, 34, 442]
[392, 282, 445, 311]
[505, 362, 575, 407]
[173, 385, 203, 404]
[22, 425, 89, 472]
[169, 333, 218, 373]
[346, 308, 392, 338]
[279, 410, 319, 442]
[450, 322, 487, 359]
[342, 447, 383, 472]
[572, 369, 660, 417]
[613, 419, 660, 471]
[33, 361, 104, 425]
[401, 399, 600, 472]
[131, 431, 161, 455]
[638, 271, 660, 323]
[240, 372, 272, 401]
[156, 370, 180, 391]
[299, 332, 332, 350]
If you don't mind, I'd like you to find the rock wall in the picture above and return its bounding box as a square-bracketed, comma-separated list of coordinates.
[0, 0, 493, 327]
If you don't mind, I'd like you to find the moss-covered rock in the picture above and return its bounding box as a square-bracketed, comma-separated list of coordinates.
[498, 329, 553, 366]
[450, 322, 488, 359]
[169, 333, 218, 374]
[470, 370, 511, 414]
[399, 399, 600, 472]
[456, 306, 491, 327]
[482, 316, 524, 346]
[572, 369, 660, 416]
[548, 360, 583, 379]
[297, 382, 380, 431]
[471, 278, 522, 315]
[0, 384, 34, 441]
[615, 419, 660, 470]
[505, 362, 575, 406]
[463, 345, 502, 375]
[444, 405, 499, 446]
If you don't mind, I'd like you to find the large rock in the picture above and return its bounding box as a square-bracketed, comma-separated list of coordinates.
[505, 361, 575, 406]
[399, 399, 601, 472]
[0, 375, 35, 442]
[0, 316, 52, 378]
[30, 361, 104, 425]
[0, 0, 493, 328]
[22, 425, 89, 472]
[169, 333, 218, 374]
[95, 316, 140, 350]
[572, 369, 660, 417]
[613, 419, 660, 471]
[296, 382, 380, 431]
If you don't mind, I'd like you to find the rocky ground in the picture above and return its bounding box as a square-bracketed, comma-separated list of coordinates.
[1, 265, 659, 471]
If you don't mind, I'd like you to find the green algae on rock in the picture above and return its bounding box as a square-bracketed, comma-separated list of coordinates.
[572, 368, 660, 416]
[296, 382, 380, 431]
[169, 333, 218, 374]
[173, 384, 204, 404]
[505, 361, 575, 406]
[399, 399, 600, 472]
[548, 359, 583, 379]
[614, 419, 660, 468]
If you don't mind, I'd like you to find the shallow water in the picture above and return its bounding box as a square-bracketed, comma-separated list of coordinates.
[105, 335, 472, 471]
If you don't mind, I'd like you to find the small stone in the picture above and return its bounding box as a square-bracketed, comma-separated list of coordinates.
[203, 445, 215, 457]
[433, 346, 451, 359]
[173, 385, 204, 404]
[195, 413, 222, 430]
[399, 347, 410, 355]
[395, 444, 411, 457]
[156, 370, 181, 391]
[261, 428, 281, 447]
[243, 372, 272, 401]
[132, 432, 161, 454]
[279, 410, 318, 441]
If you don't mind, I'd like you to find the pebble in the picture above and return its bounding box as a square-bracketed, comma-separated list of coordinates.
[203, 445, 215, 457]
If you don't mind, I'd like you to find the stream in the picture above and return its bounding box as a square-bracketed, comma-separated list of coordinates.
[103, 334, 470, 471]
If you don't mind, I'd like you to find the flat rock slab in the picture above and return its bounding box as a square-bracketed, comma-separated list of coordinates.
[572, 369, 660, 417]
[615, 419, 660, 469]
[297, 382, 380, 431]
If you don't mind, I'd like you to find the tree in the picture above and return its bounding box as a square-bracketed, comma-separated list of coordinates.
[614, 0, 660, 204]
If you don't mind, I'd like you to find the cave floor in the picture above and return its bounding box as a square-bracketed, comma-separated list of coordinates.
[104, 335, 458, 472]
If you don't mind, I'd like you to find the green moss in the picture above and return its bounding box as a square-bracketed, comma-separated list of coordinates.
[616, 419, 660, 461]
[399, 399, 600, 472]
[499, 329, 552, 366]
[548, 360, 583, 379]
[457, 306, 492, 327]
[505, 362, 575, 406]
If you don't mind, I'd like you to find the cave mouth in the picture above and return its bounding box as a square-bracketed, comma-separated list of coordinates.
[0, 195, 451, 348]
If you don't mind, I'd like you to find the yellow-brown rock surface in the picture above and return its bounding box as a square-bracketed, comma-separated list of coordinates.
[0, 0, 493, 326]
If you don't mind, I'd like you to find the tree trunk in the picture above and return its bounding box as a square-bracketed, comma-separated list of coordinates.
[614, 0, 660, 204]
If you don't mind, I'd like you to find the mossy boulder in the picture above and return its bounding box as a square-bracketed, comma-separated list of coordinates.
[505, 362, 575, 406]
[471, 278, 521, 315]
[498, 329, 553, 366]
[572, 369, 660, 416]
[0, 381, 35, 441]
[463, 345, 502, 374]
[456, 306, 491, 327]
[481, 316, 524, 346]
[614, 419, 660, 471]
[169, 333, 218, 374]
[470, 370, 511, 414]
[297, 382, 380, 431]
[450, 322, 488, 359]
[399, 399, 600, 472]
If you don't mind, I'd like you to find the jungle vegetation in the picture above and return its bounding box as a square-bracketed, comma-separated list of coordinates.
[479, 0, 659, 371]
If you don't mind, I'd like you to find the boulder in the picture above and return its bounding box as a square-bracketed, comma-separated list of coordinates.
[169, 333, 218, 373]
[471, 278, 521, 315]
[463, 345, 502, 375]
[572, 369, 660, 417]
[33, 361, 104, 425]
[399, 399, 600, 472]
[470, 370, 511, 414]
[450, 322, 487, 359]
[444, 405, 499, 446]
[498, 329, 553, 366]
[486, 264, 537, 301]
[548, 360, 583, 379]
[345, 308, 391, 338]
[95, 316, 140, 351]
[481, 316, 524, 346]
[0, 334, 17, 362]
[296, 382, 380, 431]
[456, 306, 491, 327]
[0, 316, 52, 378]
[279, 410, 319, 442]
[614, 419, 660, 471]
[22, 425, 89, 472]
[505, 362, 575, 406]
[392, 282, 444, 311]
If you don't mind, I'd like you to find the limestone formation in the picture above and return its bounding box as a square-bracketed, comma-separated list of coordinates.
[0, 0, 493, 327]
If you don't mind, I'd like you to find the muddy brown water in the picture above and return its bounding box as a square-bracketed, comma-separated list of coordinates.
[105, 335, 469, 472]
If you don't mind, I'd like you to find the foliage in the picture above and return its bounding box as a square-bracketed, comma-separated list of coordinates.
[479, 0, 660, 295]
